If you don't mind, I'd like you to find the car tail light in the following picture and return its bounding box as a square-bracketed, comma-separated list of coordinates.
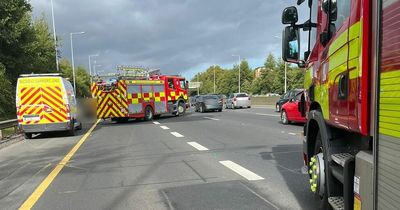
[233, 97, 237, 101]
[248, 97, 251, 100]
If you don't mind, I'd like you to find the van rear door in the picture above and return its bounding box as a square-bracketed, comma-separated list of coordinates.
[17, 77, 69, 125]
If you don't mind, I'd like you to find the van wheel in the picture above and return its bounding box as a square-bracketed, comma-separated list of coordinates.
[24, 132, 33, 139]
[145, 106, 154, 121]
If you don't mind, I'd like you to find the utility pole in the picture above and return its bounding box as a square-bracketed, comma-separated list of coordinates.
[50, 0, 59, 71]
[232, 55, 241, 93]
[197, 73, 200, 95]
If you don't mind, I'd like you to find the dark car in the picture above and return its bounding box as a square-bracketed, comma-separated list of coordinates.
[195, 95, 223, 112]
[275, 89, 304, 112]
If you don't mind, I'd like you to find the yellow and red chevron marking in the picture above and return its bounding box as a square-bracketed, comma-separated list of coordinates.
[18, 86, 68, 125]
[96, 91, 126, 119]
[91, 83, 98, 98]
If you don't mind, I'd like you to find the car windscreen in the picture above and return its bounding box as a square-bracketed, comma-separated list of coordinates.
[236, 94, 248, 98]
[203, 96, 219, 100]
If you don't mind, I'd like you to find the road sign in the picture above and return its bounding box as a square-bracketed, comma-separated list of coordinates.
[189, 82, 202, 89]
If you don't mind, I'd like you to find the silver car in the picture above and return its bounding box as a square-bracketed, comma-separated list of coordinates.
[195, 95, 223, 112]
[226, 93, 251, 109]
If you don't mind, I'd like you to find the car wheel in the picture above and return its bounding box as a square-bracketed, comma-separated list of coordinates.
[144, 106, 154, 121]
[24, 132, 33, 139]
[176, 101, 186, 116]
[218, 109, 222, 112]
[281, 110, 289, 124]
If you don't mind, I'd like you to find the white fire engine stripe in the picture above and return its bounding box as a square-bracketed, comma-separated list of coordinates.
[204, 117, 220, 121]
[170, 132, 184, 138]
[219, 160, 264, 181]
[153, 121, 160, 125]
[160, 126, 170, 130]
[187, 142, 209, 151]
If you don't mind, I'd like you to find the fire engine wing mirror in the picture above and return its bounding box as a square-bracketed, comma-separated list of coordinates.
[282, 26, 300, 63]
[322, 0, 337, 22]
[282, 6, 298, 24]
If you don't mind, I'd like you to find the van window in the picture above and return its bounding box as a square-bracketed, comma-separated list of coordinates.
[179, 79, 186, 89]
[236, 93, 248, 98]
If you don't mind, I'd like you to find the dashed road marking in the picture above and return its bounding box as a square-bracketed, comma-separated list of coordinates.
[255, 113, 280, 117]
[153, 121, 160, 125]
[204, 117, 220, 121]
[219, 160, 264, 181]
[170, 132, 184, 138]
[288, 132, 296, 136]
[187, 142, 209, 151]
[160, 125, 170, 130]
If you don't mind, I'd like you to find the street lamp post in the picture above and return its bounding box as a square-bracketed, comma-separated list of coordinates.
[50, 0, 59, 71]
[232, 55, 241, 93]
[70, 31, 85, 95]
[274, 35, 287, 93]
[88, 54, 99, 83]
[213, 65, 216, 93]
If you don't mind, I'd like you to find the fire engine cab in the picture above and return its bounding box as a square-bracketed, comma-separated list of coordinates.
[91, 67, 188, 122]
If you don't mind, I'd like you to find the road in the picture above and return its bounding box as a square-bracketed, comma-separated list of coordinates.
[0, 106, 320, 210]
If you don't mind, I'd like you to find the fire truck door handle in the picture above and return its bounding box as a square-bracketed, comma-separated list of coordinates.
[338, 73, 348, 99]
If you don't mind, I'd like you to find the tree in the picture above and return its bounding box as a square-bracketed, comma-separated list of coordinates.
[0, 63, 14, 119]
[59, 59, 91, 98]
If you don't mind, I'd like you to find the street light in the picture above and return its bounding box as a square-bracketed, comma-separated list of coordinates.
[88, 54, 99, 83]
[274, 35, 287, 93]
[70, 31, 85, 95]
[232, 55, 241, 93]
[50, 0, 59, 71]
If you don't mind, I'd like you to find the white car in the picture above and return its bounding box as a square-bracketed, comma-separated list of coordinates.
[226, 93, 251, 109]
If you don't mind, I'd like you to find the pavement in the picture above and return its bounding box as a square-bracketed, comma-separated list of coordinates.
[0, 106, 319, 210]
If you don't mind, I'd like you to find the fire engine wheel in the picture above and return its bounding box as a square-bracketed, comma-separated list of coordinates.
[309, 131, 329, 209]
[24, 132, 33, 139]
[177, 101, 186, 116]
[144, 106, 154, 121]
[281, 110, 289, 124]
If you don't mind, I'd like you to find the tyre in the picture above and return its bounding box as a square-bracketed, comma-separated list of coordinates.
[199, 104, 205, 113]
[176, 101, 186, 116]
[218, 109, 222, 112]
[276, 104, 280, 112]
[24, 132, 33, 139]
[281, 110, 289, 124]
[144, 106, 154, 121]
[310, 131, 330, 209]
[248, 106, 251, 108]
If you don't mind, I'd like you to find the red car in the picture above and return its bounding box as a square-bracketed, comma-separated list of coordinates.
[280, 92, 306, 124]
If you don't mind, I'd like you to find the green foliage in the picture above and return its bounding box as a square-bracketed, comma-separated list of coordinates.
[59, 59, 91, 98]
[191, 53, 304, 96]
[0, 63, 15, 119]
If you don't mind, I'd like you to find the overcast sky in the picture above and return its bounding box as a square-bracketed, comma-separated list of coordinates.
[30, 0, 307, 79]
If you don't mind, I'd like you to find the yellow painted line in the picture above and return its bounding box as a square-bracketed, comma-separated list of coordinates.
[19, 120, 100, 210]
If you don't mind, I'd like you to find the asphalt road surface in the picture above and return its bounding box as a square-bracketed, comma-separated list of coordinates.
[0, 106, 320, 210]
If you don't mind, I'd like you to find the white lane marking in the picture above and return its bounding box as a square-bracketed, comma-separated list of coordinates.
[219, 160, 264, 181]
[170, 132, 184, 138]
[160, 125, 170, 130]
[153, 121, 160, 125]
[288, 132, 296, 136]
[255, 113, 280, 117]
[187, 141, 209, 151]
[204, 117, 220, 121]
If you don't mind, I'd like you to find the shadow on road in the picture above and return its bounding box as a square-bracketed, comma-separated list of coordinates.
[259, 144, 319, 209]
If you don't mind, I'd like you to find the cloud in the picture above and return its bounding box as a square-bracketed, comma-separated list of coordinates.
[30, 0, 307, 77]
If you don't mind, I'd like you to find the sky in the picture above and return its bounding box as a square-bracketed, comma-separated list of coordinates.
[30, 0, 308, 79]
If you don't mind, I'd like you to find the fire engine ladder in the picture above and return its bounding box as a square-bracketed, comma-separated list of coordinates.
[328, 153, 355, 210]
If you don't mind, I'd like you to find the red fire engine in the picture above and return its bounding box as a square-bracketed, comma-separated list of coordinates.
[91, 67, 188, 122]
[281, 0, 400, 209]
